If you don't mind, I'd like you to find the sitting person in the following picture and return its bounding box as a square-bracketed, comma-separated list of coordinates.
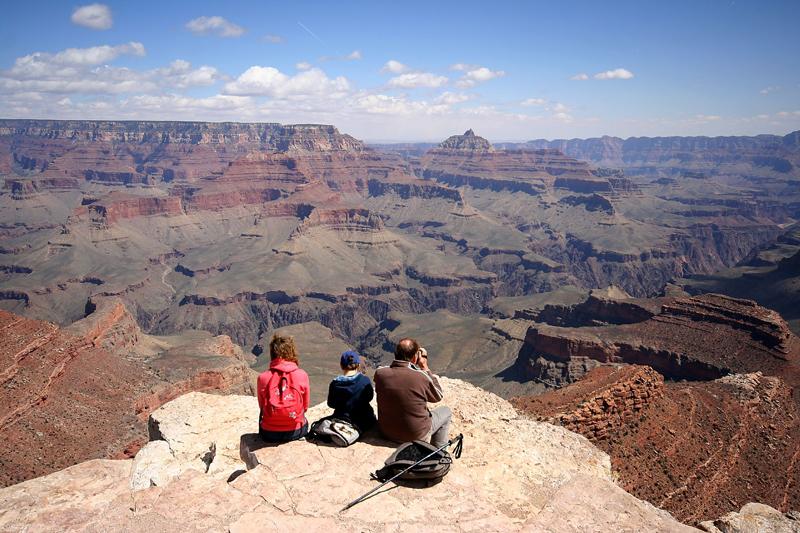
[257, 334, 310, 442]
[374, 338, 452, 447]
[326, 350, 377, 433]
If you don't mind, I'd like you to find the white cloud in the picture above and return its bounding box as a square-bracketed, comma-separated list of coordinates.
[387, 72, 448, 89]
[296, 62, 312, 71]
[355, 94, 426, 115]
[186, 16, 245, 38]
[0, 46, 219, 96]
[381, 60, 409, 74]
[124, 94, 255, 113]
[570, 73, 589, 81]
[5, 42, 147, 86]
[353, 93, 453, 116]
[462, 105, 498, 116]
[760, 86, 780, 95]
[346, 50, 363, 60]
[593, 68, 634, 80]
[521, 98, 546, 106]
[263, 34, 284, 44]
[435, 92, 471, 105]
[455, 66, 506, 88]
[71, 4, 112, 30]
[223, 66, 350, 98]
[10, 42, 145, 77]
[154, 60, 220, 89]
[519, 98, 572, 121]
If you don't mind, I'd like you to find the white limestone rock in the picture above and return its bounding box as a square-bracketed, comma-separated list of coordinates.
[0, 378, 700, 532]
[699, 503, 800, 533]
[129, 440, 183, 490]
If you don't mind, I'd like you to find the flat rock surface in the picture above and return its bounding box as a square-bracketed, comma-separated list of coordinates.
[0, 378, 698, 532]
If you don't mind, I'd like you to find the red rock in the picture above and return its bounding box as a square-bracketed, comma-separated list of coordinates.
[0, 302, 256, 487]
[517, 293, 800, 386]
[87, 194, 183, 225]
[514, 368, 800, 524]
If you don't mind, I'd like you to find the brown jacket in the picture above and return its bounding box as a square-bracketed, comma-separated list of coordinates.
[374, 360, 444, 442]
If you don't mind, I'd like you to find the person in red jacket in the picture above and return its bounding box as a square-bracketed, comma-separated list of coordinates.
[257, 334, 311, 442]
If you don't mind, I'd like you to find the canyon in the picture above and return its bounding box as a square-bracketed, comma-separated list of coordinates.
[0, 298, 256, 486]
[1, 119, 800, 526]
[510, 289, 800, 523]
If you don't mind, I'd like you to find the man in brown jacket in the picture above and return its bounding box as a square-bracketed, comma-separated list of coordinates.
[374, 338, 452, 447]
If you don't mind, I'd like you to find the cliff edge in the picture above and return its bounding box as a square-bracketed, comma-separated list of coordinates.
[0, 378, 698, 532]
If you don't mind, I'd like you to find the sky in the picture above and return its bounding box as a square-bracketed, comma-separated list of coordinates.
[0, 0, 799, 142]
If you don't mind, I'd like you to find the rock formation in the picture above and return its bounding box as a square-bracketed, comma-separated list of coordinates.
[420, 130, 612, 196]
[512, 292, 800, 387]
[0, 379, 699, 532]
[515, 367, 800, 524]
[681, 224, 800, 335]
[0, 300, 256, 486]
[438, 129, 495, 151]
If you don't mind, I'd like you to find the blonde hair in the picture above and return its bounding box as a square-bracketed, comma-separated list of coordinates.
[269, 334, 299, 364]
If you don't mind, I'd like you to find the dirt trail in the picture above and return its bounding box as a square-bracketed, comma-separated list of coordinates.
[161, 266, 176, 295]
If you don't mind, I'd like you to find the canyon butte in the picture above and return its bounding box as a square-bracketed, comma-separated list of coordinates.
[1, 119, 800, 530]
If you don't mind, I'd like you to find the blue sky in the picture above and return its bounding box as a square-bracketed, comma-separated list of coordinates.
[1, 0, 798, 141]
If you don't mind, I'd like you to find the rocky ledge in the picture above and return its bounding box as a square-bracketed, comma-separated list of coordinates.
[516, 293, 800, 387]
[515, 367, 800, 525]
[0, 378, 700, 532]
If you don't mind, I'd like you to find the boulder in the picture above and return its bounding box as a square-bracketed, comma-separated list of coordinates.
[699, 503, 800, 533]
[146, 392, 258, 479]
[129, 440, 183, 490]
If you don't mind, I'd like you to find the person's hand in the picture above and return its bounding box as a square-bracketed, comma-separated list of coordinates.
[417, 347, 429, 371]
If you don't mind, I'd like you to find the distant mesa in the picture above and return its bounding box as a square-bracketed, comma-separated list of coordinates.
[511, 292, 798, 388]
[438, 129, 494, 151]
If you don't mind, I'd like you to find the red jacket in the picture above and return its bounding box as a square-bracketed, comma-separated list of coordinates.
[257, 359, 310, 432]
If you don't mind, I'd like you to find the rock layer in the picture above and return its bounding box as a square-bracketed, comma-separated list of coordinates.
[0, 302, 256, 486]
[515, 293, 800, 386]
[515, 369, 800, 524]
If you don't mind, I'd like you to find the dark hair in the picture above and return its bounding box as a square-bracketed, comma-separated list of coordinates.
[395, 337, 420, 361]
[341, 361, 362, 371]
[270, 334, 299, 364]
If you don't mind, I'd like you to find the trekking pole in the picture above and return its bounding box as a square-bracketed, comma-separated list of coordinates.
[340, 433, 463, 512]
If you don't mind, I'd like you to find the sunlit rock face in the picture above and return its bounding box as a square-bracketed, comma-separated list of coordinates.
[0, 379, 699, 532]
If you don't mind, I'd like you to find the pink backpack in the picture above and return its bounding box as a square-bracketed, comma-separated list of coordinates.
[266, 370, 305, 423]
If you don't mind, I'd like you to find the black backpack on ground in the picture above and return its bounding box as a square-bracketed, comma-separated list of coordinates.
[308, 415, 360, 447]
[372, 438, 462, 486]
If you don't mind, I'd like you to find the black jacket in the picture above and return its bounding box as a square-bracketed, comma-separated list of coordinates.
[327, 373, 377, 432]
